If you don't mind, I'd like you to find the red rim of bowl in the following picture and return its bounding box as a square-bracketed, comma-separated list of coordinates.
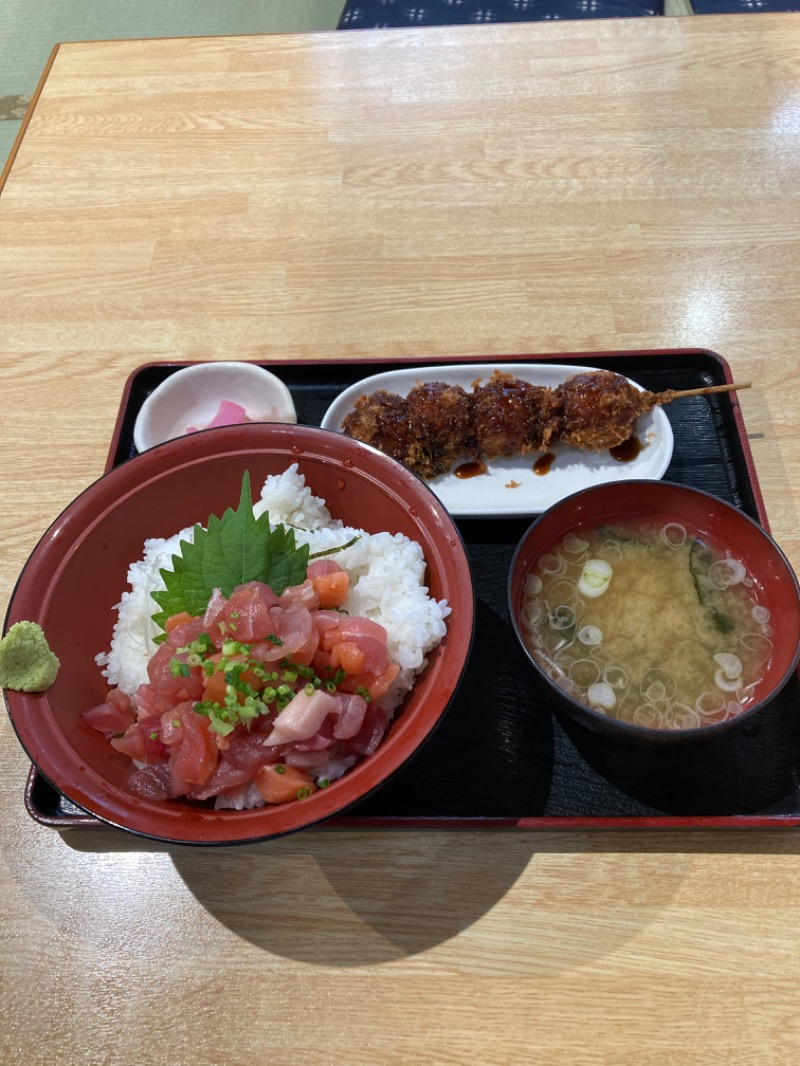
[3, 424, 475, 844]
[508, 480, 800, 741]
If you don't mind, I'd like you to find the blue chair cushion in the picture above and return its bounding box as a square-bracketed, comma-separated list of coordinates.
[338, 0, 663, 28]
[691, 0, 798, 9]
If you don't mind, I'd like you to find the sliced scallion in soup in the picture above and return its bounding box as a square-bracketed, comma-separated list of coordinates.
[520, 521, 772, 730]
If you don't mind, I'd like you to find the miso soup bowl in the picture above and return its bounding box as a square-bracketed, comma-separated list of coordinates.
[508, 481, 800, 744]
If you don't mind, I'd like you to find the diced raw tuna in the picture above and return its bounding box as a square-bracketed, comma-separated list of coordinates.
[346, 703, 388, 756]
[98, 565, 404, 808]
[279, 578, 319, 611]
[147, 643, 204, 701]
[284, 748, 334, 770]
[127, 763, 172, 802]
[166, 701, 219, 793]
[82, 695, 136, 736]
[333, 694, 368, 740]
[306, 559, 343, 579]
[223, 581, 280, 642]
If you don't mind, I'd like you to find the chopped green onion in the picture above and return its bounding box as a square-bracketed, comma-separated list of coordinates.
[207, 715, 235, 736]
[149, 731, 159, 741]
[274, 764, 287, 775]
[222, 635, 250, 652]
[318, 778, 330, 788]
[238, 700, 260, 721]
[304, 683, 315, 697]
[578, 559, 614, 599]
[171, 719, 180, 728]
[182, 635, 213, 656]
[324, 681, 336, 693]
[296, 785, 314, 800]
[266, 633, 284, 647]
[355, 685, 372, 702]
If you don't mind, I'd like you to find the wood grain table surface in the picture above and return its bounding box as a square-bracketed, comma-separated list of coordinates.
[2, 14, 800, 1064]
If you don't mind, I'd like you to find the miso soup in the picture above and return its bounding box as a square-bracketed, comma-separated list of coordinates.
[520, 520, 773, 730]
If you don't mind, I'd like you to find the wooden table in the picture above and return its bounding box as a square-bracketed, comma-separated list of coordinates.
[2, 15, 800, 1064]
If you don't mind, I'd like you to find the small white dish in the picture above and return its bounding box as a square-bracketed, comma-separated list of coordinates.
[133, 361, 297, 452]
[321, 363, 674, 517]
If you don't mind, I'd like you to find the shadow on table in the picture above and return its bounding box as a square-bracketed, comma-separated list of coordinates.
[61, 820, 800, 970]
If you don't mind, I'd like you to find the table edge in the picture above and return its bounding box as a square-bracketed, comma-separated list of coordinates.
[0, 43, 60, 195]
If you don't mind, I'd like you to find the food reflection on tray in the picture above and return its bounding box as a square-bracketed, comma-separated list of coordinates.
[322, 364, 682, 517]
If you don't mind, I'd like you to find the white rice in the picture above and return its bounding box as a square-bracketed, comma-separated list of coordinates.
[96, 465, 451, 714]
[95, 525, 196, 697]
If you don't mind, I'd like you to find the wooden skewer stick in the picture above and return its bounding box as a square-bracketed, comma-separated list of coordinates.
[654, 381, 751, 403]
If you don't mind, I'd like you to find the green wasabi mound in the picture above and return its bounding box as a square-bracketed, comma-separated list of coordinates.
[0, 621, 60, 692]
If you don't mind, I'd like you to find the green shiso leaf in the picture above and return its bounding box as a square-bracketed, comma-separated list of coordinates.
[150, 471, 310, 635]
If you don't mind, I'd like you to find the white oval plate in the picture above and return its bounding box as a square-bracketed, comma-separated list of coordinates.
[321, 363, 674, 517]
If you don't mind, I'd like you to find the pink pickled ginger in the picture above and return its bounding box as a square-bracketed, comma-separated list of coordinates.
[187, 400, 249, 433]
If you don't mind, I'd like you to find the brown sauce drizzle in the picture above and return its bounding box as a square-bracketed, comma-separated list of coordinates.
[610, 436, 643, 463]
[454, 459, 488, 479]
[533, 452, 555, 476]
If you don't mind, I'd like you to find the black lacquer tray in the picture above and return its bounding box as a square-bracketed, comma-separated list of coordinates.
[24, 348, 800, 830]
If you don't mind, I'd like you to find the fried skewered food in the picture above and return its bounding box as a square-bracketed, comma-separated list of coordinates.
[339, 389, 412, 466]
[555, 369, 656, 450]
[405, 382, 475, 479]
[341, 370, 750, 478]
[555, 370, 751, 451]
[472, 373, 561, 459]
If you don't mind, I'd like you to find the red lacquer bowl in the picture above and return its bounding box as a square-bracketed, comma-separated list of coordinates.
[3, 425, 474, 844]
[509, 481, 800, 744]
